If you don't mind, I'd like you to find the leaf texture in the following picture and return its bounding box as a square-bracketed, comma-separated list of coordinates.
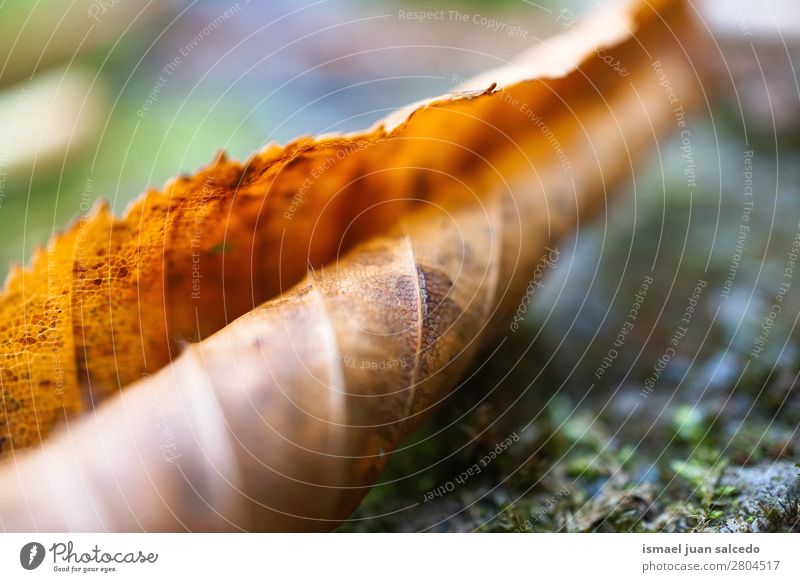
[0, 0, 703, 530]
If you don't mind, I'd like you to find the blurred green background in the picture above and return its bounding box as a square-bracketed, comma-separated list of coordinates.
[0, 0, 589, 272]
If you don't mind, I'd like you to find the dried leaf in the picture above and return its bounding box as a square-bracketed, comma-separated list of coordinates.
[0, 0, 702, 530]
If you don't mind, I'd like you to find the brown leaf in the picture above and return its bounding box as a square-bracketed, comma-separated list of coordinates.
[0, 0, 703, 530]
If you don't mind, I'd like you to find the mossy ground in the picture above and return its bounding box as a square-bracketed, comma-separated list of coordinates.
[339, 111, 800, 533]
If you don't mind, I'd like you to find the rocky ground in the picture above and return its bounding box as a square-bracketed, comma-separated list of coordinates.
[340, 107, 800, 533]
